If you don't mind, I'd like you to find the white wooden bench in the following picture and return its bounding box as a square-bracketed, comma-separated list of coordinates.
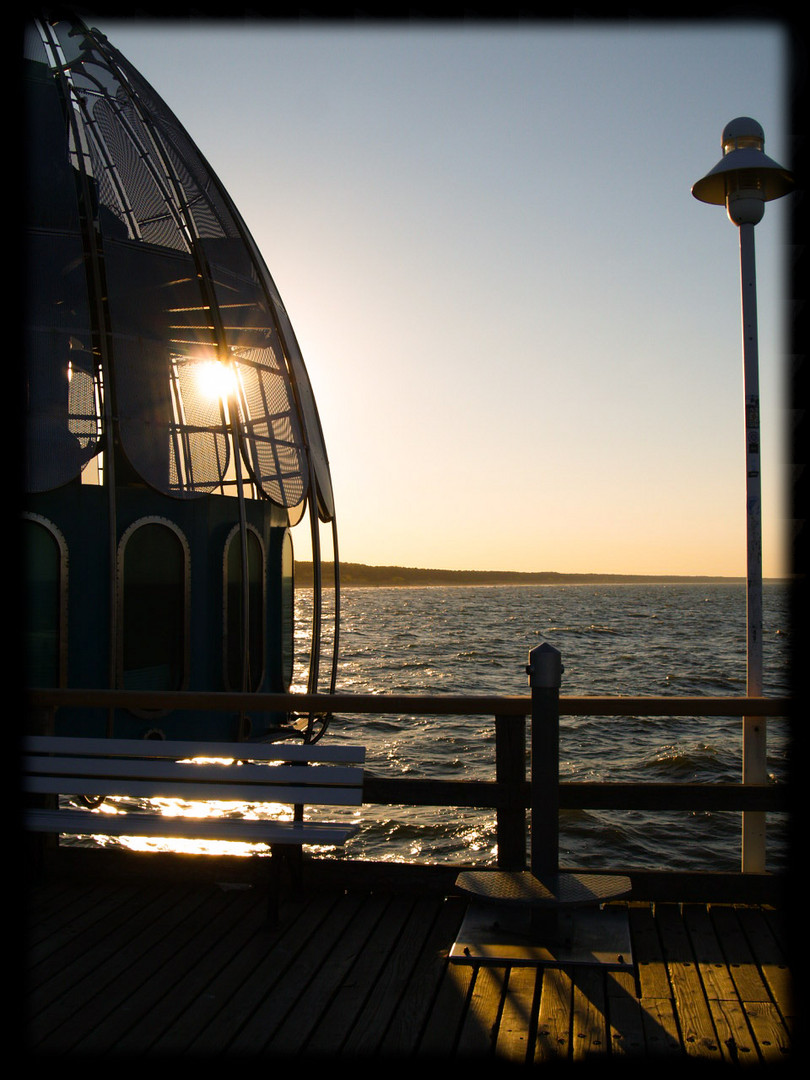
[24, 734, 365, 922]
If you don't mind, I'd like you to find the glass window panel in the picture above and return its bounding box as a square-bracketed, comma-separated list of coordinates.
[225, 527, 264, 691]
[24, 519, 64, 687]
[121, 522, 186, 690]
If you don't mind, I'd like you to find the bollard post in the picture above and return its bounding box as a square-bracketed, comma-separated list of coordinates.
[452, 641, 632, 965]
[527, 642, 563, 879]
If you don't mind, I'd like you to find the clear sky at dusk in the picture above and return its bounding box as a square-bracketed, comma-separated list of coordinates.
[96, 17, 794, 578]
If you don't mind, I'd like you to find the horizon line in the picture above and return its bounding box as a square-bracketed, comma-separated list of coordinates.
[293, 560, 793, 584]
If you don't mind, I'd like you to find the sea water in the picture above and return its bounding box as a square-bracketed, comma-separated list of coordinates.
[64, 582, 792, 874]
[294, 581, 792, 873]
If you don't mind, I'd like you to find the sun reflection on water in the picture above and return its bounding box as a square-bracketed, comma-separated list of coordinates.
[65, 753, 300, 856]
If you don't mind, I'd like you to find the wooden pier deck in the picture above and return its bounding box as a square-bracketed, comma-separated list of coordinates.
[22, 849, 797, 1063]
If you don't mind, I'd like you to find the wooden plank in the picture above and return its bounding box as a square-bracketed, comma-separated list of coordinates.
[24, 734, 366, 763]
[680, 903, 758, 1064]
[743, 1001, 792, 1064]
[122, 886, 280, 1054]
[605, 967, 646, 1057]
[28, 883, 195, 1016]
[27, 880, 137, 966]
[638, 996, 682, 1056]
[94, 886, 265, 1055]
[559, 781, 787, 812]
[656, 903, 723, 1061]
[152, 890, 338, 1055]
[534, 965, 573, 1061]
[27, 882, 168, 998]
[24, 756, 363, 788]
[627, 904, 683, 1056]
[734, 906, 793, 1023]
[710, 906, 773, 1003]
[762, 904, 787, 952]
[456, 964, 508, 1056]
[303, 895, 417, 1056]
[26, 777, 363, 804]
[29, 884, 223, 1052]
[26, 877, 108, 942]
[681, 903, 740, 1001]
[707, 907, 792, 1064]
[179, 890, 349, 1056]
[57, 888, 233, 1055]
[376, 897, 467, 1057]
[416, 961, 475, 1058]
[255, 894, 391, 1056]
[339, 896, 448, 1056]
[364, 774, 782, 813]
[629, 903, 671, 1000]
[571, 966, 608, 1059]
[706, 997, 761, 1064]
[68, 887, 253, 1054]
[28, 686, 790, 717]
[25, 861, 795, 1061]
[494, 965, 538, 1063]
[26, 809, 360, 843]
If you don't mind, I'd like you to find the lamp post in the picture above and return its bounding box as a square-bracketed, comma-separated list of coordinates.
[692, 117, 792, 873]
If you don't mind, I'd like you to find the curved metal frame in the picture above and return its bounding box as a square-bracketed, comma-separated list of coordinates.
[27, 17, 341, 722]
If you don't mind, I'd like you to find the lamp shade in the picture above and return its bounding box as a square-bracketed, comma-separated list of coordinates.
[692, 117, 793, 205]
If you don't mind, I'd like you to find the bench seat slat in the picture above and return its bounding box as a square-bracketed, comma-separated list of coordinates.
[24, 735, 365, 765]
[23, 756, 362, 788]
[25, 808, 360, 846]
[25, 776, 363, 805]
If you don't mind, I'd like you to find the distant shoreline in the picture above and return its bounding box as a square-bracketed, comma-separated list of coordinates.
[293, 561, 786, 588]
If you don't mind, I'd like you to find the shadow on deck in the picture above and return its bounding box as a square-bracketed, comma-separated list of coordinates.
[21, 846, 800, 1063]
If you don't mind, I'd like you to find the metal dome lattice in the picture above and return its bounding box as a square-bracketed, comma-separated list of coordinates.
[24, 16, 334, 522]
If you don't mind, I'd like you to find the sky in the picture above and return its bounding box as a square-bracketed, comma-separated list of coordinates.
[94, 17, 795, 578]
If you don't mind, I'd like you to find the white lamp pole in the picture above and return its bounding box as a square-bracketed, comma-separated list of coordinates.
[692, 118, 792, 873]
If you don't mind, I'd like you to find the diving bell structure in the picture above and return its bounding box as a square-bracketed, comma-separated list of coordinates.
[24, 17, 339, 742]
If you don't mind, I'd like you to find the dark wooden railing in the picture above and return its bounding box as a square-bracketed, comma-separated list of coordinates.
[27, 684, 790, 890]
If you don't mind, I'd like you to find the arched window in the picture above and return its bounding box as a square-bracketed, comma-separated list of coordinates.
[24, 514, 67, 687]
[223, 524, 265, 691]
[118, 518, 189, 692]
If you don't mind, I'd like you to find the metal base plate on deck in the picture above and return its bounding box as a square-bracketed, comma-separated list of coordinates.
[450, 871, 633, 968]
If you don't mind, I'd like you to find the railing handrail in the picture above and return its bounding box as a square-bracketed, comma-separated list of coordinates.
[27, 685, 791, 887]
[26, 688, 789, 716]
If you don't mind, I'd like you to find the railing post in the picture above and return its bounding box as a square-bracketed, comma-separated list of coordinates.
[527, 642, 563, 877]
[495, 714, 526, 869]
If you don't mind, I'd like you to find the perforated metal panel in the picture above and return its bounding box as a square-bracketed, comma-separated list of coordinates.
[24, 17, 333, 517]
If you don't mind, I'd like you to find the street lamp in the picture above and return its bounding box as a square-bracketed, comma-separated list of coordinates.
[692, 117, 793, 873]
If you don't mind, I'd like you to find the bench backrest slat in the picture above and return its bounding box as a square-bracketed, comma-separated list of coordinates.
[23, 735, 364, 809]
[23, 756, 361, 789]
[24, 735, 365, 765]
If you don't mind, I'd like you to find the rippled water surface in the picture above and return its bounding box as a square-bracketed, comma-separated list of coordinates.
[294, 582, 791, 872]
[67, 582, 791, 874]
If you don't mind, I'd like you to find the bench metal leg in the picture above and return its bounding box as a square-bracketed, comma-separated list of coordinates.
[266, 844, 304, 927]
[267, 853, 280, 927]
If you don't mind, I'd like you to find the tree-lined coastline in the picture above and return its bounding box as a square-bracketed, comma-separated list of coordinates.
[294, 561, 753, 588]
